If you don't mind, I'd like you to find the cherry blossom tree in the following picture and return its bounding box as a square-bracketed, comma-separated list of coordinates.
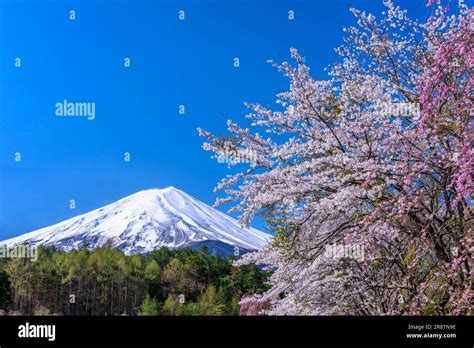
[239, 294, 271, 316]
[198, 0, 473, 315]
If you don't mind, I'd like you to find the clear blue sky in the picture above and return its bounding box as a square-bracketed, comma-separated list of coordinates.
[0, 0, 434, 239]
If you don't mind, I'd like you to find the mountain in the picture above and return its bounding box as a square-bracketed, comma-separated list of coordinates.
[0, 187, 271, 255]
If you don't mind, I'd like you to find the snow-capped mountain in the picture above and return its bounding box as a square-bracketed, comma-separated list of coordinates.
[0, 187, 271, 255]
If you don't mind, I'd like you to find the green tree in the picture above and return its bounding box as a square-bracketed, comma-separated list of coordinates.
[162, 294, 181, 315]
[0, 270, 12, 311]
[138, 295, 160, 316]
[196, 285, 226, 316]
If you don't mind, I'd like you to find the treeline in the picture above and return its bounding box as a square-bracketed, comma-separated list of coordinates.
[0, 246, 269, 316]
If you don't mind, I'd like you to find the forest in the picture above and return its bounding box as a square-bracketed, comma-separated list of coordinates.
[0, 246, 269, 316]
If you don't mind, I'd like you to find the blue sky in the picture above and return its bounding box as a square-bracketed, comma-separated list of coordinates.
[0, 0, 435, 239]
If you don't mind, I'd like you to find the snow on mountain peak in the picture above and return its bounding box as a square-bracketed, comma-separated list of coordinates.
[0, 187, 272, 255]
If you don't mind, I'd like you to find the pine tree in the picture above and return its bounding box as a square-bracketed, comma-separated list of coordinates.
[138, 295, 159, 316]
[0, 270, 12, 312]
[162, 294, 181, 315]
[197, 285, 226, 316]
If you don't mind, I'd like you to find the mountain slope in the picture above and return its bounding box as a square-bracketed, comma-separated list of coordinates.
[0, 187, 271, 255]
